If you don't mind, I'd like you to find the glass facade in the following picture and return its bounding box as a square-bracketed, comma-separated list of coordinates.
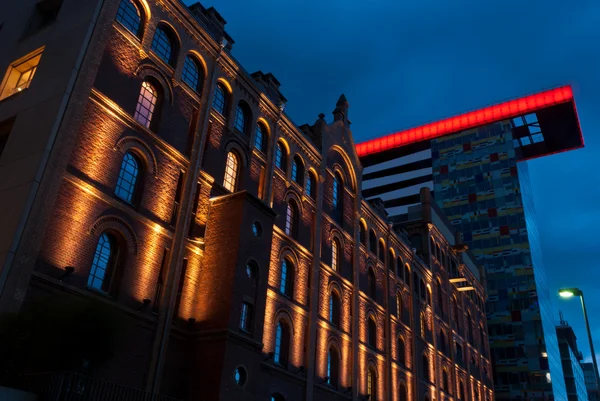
[431, 120, 567, 400]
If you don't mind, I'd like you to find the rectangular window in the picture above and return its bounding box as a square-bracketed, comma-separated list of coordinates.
[240, 302, 253, 333]
[23, 0, 63, 37]
[0, 117, 15, 160]
[0, 49, 43, 100]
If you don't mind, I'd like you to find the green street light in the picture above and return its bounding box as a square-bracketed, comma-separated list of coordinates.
[558, 287, 599, 385]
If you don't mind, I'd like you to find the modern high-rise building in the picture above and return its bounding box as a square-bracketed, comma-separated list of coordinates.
[556, 318, 589, 401]
[583, 363, 600, 401]
[358, 87, 584, 401]
[0, 0, 493, 400]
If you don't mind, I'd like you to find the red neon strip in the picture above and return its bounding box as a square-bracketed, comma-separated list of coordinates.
[356, 86, 574, 157]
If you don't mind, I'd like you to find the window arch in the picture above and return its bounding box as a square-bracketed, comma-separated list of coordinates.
[397, 336, 405, 365]
[404, 264, 411, 287]
[274, 320, 291, 367]
[285, 200, 298, 239]
[459, 380, 465, 400]
[291, 155, 304, 186]
[331, 237, 340, 271]
[87, 233, 121, 293]
[368, 268, 376, 299]
[436, 244, 441, 261]
[275, 141, 287, 172]
[453, 297, 460, 332]
[181, 55, 203, 93]
[378, 240, 385, 263]
[388, 249, 395, 272]
[436, 279, 443, 316]
[134, 80, 159, 129]
[115, 0, 143, 37]
[440, 329, 447, 354]
[254, 122, 268, 153]
[306, 170, 316, 199]
[327, 346, 340, 387]
[367, 366, 377, 400]
[442, 369, 449, 392]
[367, 315, 376, 348]
[234, 101, 251, 134]
[399, 383, 407, 401]
[467, 312, 474, 343]
[329, 290, 341, 328]
[369, 229, 377, 254]
[332, 171, 343, 210]
[396, 293, 403, 320]
[420, 312, 426, 338]
[420, 279, 426, 300]
[279, 258, 294, 298]
[115, 151, 142, 204]
[359, 220, 367, 246]
[396, 256, 403, 279]
[212, 82, 228, 115]
[223, 151, 240, 192]
[429, 237, 435, 256]
[422, 353, 430, 382]
[151, 24, 178, 66]
[479, 324, 486, 352]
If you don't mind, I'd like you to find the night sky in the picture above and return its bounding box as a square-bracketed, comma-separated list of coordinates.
[185, 0, 600, 363]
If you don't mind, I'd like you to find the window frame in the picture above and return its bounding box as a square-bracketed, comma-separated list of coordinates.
[223, 151, 240, 192]
[115, 0, 143, 38]
[114, 151, 142, 205]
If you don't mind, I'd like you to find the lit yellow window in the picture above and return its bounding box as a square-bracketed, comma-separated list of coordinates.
[0, 50, 43, 100]
[223, 151, 239, 192]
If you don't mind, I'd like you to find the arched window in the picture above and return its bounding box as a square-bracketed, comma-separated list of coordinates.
[413, 272, 419, 296]
[274, 320, 290, 367]
[474, 388, 479, 401]
[368, 316, 376, 348]
[453, 297, 460, 332]
[134, 80, 158, 129]
[456, 341, 463, 364]
[442, 369, 449, 392]
[429, 237, 435, 255]
[87, 233, 120, 293]
[291, 155, 304, 186]
[329, 291, 341, 328]
[254, 122, 268, 153]
[422, 354, 430, 382]
[182, 55, 203, 93]
[420, 312, 426, 338]
[459, 381, 465, 400]
[479, 325, 486, 352]
[397, 336, 405, 365]
[212, 83, 227, 115]
[279, 259, 294, 298]
[331, 238, 340, 271]
[332, 172, 343, 210]
[327, 347, 340, 387]
[404, 264, 410, 287]
[440, 329, 447, 354]
[369, 229, 377, 254]
[368, 268, 376, 299]
[367, 367, 377, 400]
[234, 101, 251, 134]
[115, 152, 141, 204]
[306, 170, 316, 199]
[388, 249, 394, 272]
[396, 293, 403, 320]
[116, 0, 143, 37]
[223, 151, 239, 192]
[436, 244, 441, 261]
[151, 25, 177, 66]
[396, 257, 402, 279]
[399, 383, 407, 401]
[275, 141, 286, 172]
[467, 313, 474, 343]
[271, 394, 285, 401]
[378, 240, 385, 263]
[359, 221, 367, 246]
[285, 200, 298, 239]
[436, 280, 443, 316]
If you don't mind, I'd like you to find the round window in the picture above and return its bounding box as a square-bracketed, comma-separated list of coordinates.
[234, 366, 247, 386]
[252, 221, 262, 237]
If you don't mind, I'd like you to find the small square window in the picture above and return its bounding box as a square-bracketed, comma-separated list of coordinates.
[519, 136, 531, 146]
[0, 50, 43, 101]
[531, 133, 544, 143]
[524, 113, 538, 124]
[512, 117, 524, 127]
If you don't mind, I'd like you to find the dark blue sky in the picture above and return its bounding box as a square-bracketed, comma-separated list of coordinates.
[188, 0, 600, 362]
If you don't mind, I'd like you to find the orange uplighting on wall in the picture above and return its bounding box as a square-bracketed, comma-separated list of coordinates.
[356, 86, 574, 157]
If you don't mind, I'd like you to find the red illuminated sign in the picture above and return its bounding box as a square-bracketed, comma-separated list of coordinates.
[356, 86, 574, 157]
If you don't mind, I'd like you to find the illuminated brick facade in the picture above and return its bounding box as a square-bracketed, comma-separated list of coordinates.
[0, 1, 492, 400]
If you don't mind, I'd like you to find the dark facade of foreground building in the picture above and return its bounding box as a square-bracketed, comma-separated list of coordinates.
[358, 85, 584, 400]
[556, 319, 589, 401]
[0, 0, 493, 400]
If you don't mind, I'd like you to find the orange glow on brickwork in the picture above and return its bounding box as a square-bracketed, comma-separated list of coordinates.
[356, 86, 574, 156]
[178, 249, 202, 320]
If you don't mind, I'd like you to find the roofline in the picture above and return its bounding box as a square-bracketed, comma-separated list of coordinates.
[356, 85, 575, 157]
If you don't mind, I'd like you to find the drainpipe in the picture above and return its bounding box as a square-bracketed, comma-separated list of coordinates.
[146, 39, 226, 396]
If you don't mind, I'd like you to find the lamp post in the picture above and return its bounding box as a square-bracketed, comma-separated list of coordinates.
[558, 287, 600, 385]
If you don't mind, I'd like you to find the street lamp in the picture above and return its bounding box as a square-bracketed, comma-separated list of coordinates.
[558, 287, 600, 385]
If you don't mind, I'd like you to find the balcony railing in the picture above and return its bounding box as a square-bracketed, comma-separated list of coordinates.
[13, 372, 182, 401]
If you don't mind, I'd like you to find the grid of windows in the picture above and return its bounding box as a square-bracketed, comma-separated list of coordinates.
[151, 27, 173, 65]
[254, 124, 265, 152]
[275, 142, 285, 170]
[239, 302, 252, 332]
[182, 56, 201, 92]
[134, 81, 157, 129]
[234, 104, 247, 133]
[331, 239, 339, 271]
[213, 84, 226, 115]
[223, 151, 239, 192]
[115, 152, 140, 203]
[87, 233, 114, 291]
[115, 0, 141, 36]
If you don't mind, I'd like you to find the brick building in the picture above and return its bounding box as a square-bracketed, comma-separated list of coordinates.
[0, 0, 492, 400]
